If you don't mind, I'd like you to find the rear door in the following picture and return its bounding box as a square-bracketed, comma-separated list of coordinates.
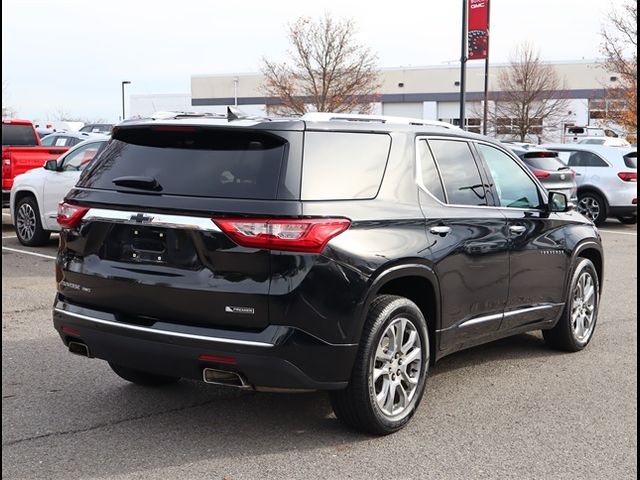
[61, 125, 302, 331]
[418, 138, 509, 351]
[475, 143, 568, 330]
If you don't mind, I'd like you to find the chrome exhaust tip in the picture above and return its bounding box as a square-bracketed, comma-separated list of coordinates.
[68, 341, 90, 357]
[202, 368, 250, 389]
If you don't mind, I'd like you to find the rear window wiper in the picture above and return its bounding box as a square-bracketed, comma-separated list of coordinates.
[112, 176, 162, 191]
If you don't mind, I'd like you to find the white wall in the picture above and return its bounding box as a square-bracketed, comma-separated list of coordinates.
[381, 102, 423, 118]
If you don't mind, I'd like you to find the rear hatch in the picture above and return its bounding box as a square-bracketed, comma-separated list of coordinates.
[59, 123, 303, 331]
[519, 150, 577, 198]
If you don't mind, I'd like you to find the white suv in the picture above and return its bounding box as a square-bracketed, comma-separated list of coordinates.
[542, 144, 637, 225]
[10, 138, 108, 245]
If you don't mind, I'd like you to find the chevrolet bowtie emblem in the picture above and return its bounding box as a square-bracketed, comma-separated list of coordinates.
[130, 213, 154, 223]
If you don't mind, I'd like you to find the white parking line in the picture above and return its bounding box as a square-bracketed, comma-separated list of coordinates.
[2, 213, 11, 217]
[2, 235, 17, 239]
[1, 246, 56, 260]
[599, 230, 637, 236]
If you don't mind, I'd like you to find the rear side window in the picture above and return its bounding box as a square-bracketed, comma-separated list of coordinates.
[78, 128, 287, 200]
[566, 151, 608, 167]
[301, 132, 390, 200]
[521, 154, 567, 171]
[2, 124, 38, 146]
[428, 140, 487, 206]
[623, 152, 637, 168]
[417, 140, 446, 202]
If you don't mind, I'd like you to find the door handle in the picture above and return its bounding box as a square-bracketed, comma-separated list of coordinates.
[509, 225, 527, 235]
[430, 226, 451, 235]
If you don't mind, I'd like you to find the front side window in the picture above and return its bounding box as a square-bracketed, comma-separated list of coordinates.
[61, 142, 105, 171]
[428, 140, 487, 206]
[477, 144, 542, 209]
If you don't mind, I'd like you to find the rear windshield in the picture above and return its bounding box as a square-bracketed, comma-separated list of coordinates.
[624, 152, 637, 169]
[521, 153, 568, 171]
[78, 127, 287, 199]
[2, 124, 39, 146]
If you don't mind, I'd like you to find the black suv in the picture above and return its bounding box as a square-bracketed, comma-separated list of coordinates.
[53, 112, 603, 435]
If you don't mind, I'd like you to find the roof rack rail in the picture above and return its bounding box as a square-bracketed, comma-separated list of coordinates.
[301, 112, 459, 129]
[149, 111, 227, 120]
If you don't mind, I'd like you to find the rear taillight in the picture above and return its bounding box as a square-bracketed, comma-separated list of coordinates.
[569, 169, 576, 177]
[618, 172, 637, 182]
[2, 157, 11, 178]
[532, 169, 550, 178]
[213, 218, 351, 253]
[57, 202, 89, 228]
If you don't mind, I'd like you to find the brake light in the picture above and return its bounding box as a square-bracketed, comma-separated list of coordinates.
[2, 157, 11, 178]
[198, 354, 237, 364]
[569, 169, 576, 177]
[213, 218, 351, 253]
[618, 172, 637, 182]
[532, 169, 550, 178]
[57, 202, 89, 228]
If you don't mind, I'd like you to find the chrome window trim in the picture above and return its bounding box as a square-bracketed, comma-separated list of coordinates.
[82, 208, 222, 232]
[54, 308, 274, 347]
[414, 135, 549, 213]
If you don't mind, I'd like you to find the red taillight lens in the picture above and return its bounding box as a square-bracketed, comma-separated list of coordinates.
[532, 169, 550, 178]
[2, 157, 11, 178]
[213, 218, 351, 253]
[617, 172, 637, 182]
[57, 202, 89, 228]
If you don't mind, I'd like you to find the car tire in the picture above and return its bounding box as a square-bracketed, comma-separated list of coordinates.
[14, 196, 51, 246]
[577, 192, 608, 226]
[543, 258, 599, 352]
[108, 363, 180, 386]
[617, 216, 637, 225]
[329, 295, 430, 435]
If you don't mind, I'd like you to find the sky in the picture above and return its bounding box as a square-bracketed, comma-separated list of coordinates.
[1, 0, 627, 122]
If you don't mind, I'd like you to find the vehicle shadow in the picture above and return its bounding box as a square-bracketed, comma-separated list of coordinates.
[3, 330, 567, 479]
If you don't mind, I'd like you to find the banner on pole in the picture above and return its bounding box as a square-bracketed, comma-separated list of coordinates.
[468, 0, 489, 60]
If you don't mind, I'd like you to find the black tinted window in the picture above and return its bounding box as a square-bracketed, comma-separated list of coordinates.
[417, 140, 445, 202]
[301, 132, 390, 200]
[522, 155, 567, 171]
[429, 140, 487, 206]
[567, 151, 608, 167]
[2, 124, 38, 146]
[623, 152, 637, 168]
[79, 128, 287, 200]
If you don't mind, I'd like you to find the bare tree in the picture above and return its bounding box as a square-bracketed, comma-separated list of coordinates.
[2, 80, 17, 117]
[600, 0, 637, 137]
[485, 43, 570, 142]
[261, 14, 381, 116]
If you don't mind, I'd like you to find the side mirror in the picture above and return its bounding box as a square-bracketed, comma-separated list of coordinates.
[44, 159, 59, 171]
[548, 191, 572, 213]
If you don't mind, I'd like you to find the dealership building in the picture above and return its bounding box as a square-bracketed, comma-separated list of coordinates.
[130, 60, 621, 141]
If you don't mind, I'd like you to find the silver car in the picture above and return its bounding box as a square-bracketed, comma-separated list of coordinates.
[509, 147, 578, 204]
[542, 144, 637, 225]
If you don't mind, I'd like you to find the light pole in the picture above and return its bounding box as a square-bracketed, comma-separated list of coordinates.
[233, 77, 239, 106]
[121, 81, 131, 120]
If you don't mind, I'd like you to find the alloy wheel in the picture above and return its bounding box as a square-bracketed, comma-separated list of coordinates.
[371, 317, 423, 418]
[571, 271, 596, 343]
[578, 196, 600, 223]
[16, 203, 37, 242]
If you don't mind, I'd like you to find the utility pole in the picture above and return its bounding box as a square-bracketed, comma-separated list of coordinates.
[459, 0, 468, 130]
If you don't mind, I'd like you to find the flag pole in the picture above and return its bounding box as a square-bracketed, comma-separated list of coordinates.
[459, 0, 468, 131]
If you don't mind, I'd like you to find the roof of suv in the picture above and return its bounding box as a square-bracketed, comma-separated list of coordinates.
[114, 111, 491, 141]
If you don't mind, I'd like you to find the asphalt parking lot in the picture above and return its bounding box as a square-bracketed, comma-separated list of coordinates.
[2, 212, 637, 480]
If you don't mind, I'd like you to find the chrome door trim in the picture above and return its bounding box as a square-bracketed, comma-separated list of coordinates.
[54, 308, 274, 347]
[82, 208, 222, 232]
[455, 303, 564, 330]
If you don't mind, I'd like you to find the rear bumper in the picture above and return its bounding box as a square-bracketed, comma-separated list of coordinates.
[53, 296, 357, 390]
[608, 205, 637, 218]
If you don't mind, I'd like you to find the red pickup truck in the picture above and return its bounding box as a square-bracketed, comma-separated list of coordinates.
[2, 119, 69, 206]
